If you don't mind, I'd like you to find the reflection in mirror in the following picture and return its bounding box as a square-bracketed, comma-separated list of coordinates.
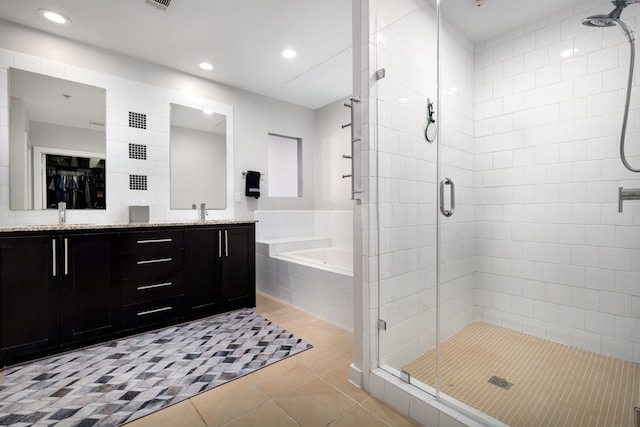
[170, 103, 227, 209]
[8, 68, 106, 210]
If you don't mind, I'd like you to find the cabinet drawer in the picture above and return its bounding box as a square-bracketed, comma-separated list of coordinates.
[121, 248, 183, 280]
[121, 272, 184, 305]
[121, 297, 184, 330]
[120, 230, 183, 254]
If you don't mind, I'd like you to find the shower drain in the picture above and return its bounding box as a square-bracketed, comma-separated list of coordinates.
[488, 375, 513, 390]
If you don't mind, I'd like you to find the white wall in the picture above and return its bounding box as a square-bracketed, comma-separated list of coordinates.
[0, 19, 324, 225]
[314, 99, 353, 210]
[473, 0, 640, 362]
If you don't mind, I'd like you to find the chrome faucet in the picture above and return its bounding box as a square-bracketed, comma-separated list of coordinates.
[199, 203, 208, 221]
[58, 202, 66, 224]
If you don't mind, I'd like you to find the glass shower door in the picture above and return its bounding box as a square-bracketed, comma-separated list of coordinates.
[373, 0, 440, 392]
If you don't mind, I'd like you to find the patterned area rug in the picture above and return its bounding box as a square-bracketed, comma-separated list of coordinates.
[0, 310, 312, 426]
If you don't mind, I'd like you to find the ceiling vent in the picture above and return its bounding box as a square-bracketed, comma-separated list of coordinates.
[144, 0, 171, 11]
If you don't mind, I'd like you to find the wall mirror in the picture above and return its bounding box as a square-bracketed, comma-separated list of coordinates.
[170, 103, 228, 210]
[8, 68, 106, 210]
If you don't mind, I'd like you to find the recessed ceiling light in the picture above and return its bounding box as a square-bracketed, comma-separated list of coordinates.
[39, 9, 71, 25]
[199, 62, 214, 71]
[281, 49, 297, 59]
[203, 108, 214, 115]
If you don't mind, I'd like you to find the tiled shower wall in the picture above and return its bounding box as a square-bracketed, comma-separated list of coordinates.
[473, 0, 640, 362]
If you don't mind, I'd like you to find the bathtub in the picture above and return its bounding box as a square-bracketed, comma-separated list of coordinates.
[276, 247, 353, 276]
[256, 241, 353, 330]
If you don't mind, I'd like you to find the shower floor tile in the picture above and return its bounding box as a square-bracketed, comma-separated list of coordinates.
[404, 321, 640, 427]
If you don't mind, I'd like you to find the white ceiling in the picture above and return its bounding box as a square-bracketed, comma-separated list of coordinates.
[0, 0, 593, 110]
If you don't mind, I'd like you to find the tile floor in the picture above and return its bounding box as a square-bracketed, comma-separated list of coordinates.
[124, 292, 421, 427]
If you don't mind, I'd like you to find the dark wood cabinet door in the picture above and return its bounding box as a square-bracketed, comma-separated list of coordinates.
[220, 226, 255, 309]
[184, 228, 219, 316]
[0, 236, 58, 360]
[60, 233, 117, 343]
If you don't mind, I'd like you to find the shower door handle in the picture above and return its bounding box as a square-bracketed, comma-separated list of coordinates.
[439, 178, 455, 217]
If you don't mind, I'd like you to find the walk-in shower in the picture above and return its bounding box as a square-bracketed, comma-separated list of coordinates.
[369, 0, 640, 425]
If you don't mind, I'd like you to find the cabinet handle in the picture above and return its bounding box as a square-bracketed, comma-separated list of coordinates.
[137, 282, 172, 291]
[52, 239, 57, 277]
[218, 230, 222, 258]
[137, 306, 172, 316]
[64, 238, 69, 276]
[137, 257, 172, 265]
[137, 238, 173, 244]
[225, 230, 228, 257]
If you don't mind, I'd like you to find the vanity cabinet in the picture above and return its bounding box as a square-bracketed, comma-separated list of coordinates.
[219, 225, 256, 309]
[0, 236, 58, 360]
[0, 222, 255, 364]
[184, 228, 219, 317]
[59, 233, 118, 344]
[184, 224, 255, 317]
[120, 229, 185, 330]
[0, 232, 116, 361]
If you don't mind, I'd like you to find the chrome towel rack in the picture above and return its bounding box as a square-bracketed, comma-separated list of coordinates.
[342, 96, 362, 201]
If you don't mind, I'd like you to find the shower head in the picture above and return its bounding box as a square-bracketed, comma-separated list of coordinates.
[582, 2, 626, 27]
[582, 13, 618, 27]
[582, 2, 635, 42]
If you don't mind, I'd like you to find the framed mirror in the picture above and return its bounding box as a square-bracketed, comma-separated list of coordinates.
[170, 103, 229, 210]
[8, 68, 106, 210]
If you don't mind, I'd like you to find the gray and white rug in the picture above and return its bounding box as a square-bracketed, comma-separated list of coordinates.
[0, 310, 312, 426]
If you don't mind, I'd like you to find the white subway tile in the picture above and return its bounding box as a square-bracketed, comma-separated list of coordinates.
[573, 73, 603, 98]
[535, 104, 560, 125]
[504, 56, 524, 78]
[548, 39, 575, 64]
[600, 291, 629, 316]
[514, 33, 536, 56]
[560, 98, 588, 121]
[534, 300, 559, 323]
[573, 116, 602, 140]
[572, 245, 600, 267]
[535, 63, 561, 87]
[572, 287, 601, 311]
[575, 29, 604, 57]
[513, 71, 536, 93]
[585, 267, 616, 291]
[588, 46, 619, 74]
[587, 181, 618, 203]
[493, 41, 514, 63]
[558, 305, 585, 329]
[483, 63, 504, 84]
[587, 91, 618, 117]
[525, 48, 549, 71]
[586, 311, 616, 336]
[560, 56, 588, 81]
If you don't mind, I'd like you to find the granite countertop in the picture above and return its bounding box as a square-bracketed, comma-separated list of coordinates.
[0, 220, 257, 233]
